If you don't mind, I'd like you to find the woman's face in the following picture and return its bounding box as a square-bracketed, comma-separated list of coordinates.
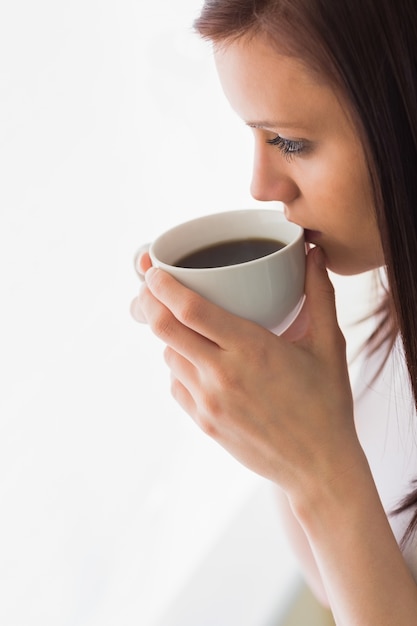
[214, 35, 384, 275]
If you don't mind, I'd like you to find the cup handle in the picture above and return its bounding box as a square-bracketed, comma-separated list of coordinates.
[133, 243, 151, 281]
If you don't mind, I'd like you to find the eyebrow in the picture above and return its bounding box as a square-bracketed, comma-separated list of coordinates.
[246, 121, 309, 131]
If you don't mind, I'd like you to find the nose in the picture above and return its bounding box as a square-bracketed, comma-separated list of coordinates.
[250, 137, 300, 203]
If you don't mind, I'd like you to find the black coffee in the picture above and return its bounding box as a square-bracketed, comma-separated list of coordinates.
[174, 237, 286, 269]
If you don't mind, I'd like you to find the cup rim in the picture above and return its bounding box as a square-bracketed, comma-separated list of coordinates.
[150, 208, 305, 272]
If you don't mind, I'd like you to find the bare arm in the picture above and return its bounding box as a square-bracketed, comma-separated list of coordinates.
[275, 487, 330, 607]
[288, 448, 417, 626]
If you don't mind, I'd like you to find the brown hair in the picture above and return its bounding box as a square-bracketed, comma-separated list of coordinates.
[194, 0, 417, 542]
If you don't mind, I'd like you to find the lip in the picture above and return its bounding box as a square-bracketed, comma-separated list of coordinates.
[304, 229, 322, 243]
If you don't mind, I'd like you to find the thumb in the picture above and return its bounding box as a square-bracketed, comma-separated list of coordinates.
[281, 246, 339, 344]
[303, 246, 342, 345]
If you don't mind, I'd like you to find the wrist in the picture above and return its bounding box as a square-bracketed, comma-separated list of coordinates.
[288, 442, 373, 533]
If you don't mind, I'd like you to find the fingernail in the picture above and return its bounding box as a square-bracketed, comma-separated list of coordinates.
[133, 243, 150, 280]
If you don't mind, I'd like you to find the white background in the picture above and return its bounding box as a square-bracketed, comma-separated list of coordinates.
[0, 2, 274, 624]
[0, 1, 373, 624]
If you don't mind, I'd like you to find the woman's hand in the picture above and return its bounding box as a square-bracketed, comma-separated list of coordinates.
[131, 246, 360, 500]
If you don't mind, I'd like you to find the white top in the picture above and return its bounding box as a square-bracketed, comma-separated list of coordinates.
[353, 337, 417, 580]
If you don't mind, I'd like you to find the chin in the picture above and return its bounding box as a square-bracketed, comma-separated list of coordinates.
[326, 259, 382, 276]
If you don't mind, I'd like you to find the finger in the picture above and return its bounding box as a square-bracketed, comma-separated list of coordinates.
[130, 296, 147, 323]
[164, 348, 219, 436]
[164, 345, 200, 390]
[168, 369, 220, 440]
[130, 283, 149, 323]
[133, 244, 151, 280]
[145, 266, 260, 349]
[300, 246, 345, 351]
[169, 375, 198, 421]
[140, 282, 218, 365]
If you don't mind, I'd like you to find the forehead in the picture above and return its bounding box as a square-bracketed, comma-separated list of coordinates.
[214, 34, 345, 131]
[214, 34, 319, 85]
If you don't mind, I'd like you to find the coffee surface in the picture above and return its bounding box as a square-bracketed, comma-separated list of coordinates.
[174, 237, 286, 269]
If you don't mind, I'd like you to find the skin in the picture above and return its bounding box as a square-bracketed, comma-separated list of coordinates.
[214, 35, 384, 277]
[132, 34, 417, 625]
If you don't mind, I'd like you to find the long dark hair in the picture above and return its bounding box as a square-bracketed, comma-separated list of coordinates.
[194, 0, 417, 542]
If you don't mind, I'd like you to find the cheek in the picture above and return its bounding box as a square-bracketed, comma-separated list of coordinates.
[304, 154, 373, 224]
[325, 216, 383, 275]
[295, 154, 346, 209]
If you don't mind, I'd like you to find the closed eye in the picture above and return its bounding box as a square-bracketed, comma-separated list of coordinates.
[266, 134, 309, 161]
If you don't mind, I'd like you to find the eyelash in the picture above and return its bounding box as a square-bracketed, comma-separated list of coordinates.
[266, 135, 307, 160]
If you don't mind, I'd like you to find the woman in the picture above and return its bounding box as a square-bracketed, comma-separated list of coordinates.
[131, 0, 417, 622]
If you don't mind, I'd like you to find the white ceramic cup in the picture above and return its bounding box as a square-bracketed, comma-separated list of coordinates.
[149, 209, 306, 333]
